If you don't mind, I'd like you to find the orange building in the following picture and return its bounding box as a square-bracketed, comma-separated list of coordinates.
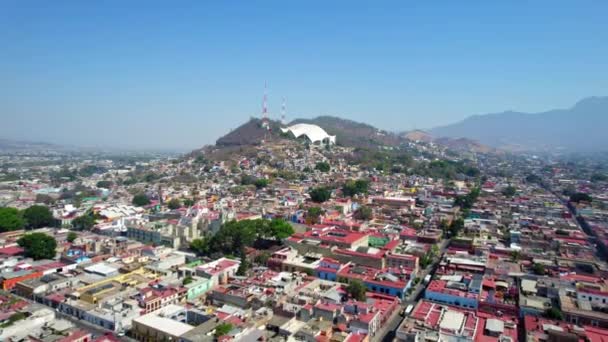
[1, 269, 43, 290]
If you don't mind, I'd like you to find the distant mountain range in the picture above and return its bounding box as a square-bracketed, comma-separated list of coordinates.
[0, 138, 65, 152]
[430, 96, 608, 152]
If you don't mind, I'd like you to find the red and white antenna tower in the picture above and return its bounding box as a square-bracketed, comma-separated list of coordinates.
[281, 97, 286, 125]
[261, 82, 269, 130]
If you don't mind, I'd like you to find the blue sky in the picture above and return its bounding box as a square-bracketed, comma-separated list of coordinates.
[1, 1, 607, 150]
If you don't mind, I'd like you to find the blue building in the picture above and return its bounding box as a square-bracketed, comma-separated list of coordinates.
[316, 257, 341, 281]
[424, 276, 481, 309]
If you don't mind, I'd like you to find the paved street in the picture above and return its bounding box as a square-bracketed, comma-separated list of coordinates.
[375, 238, 449, 342]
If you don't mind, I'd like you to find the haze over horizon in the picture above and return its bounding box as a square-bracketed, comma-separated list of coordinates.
[2, 1, 607, 150]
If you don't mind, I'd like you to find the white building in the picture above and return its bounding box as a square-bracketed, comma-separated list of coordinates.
[281, 123, 336, 145]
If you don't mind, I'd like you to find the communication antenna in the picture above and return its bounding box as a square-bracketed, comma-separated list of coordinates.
[262, 82, 268, 121]
[281, 97, 287, 125]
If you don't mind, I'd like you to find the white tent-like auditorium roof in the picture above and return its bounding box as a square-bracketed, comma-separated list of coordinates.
[281, 123, 336, 144]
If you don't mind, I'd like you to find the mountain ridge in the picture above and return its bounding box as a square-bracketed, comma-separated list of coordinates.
[430, 96, 608, 152]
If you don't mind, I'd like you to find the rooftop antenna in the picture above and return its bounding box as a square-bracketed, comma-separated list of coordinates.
[281, 97, 287, 126]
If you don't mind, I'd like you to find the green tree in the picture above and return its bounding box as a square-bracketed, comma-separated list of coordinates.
[67, 231, 78, 243]
[591, 173, 608, 183]
[167, 198, 182, 210]
[510, 250, 521, 262]
[23, 205, 55, 229]
[545, 307, 563, 320]
[144, 173, 159, 183]
[353, 206, 373, 221]
[525, 174, 542, 184]
[439, 219, 449, 234]
[96, 180, 113, 188]
[532, 263, 546, 275]
[315, 162, 331, 172]
[214, 323, 233, 338]
[183, 275, 194, 285]
[502, 185, 517, 197]
[194, 155, 207, 164]
[190, 237, 211, 256]
[449, 218, 465, 237]
[420, 252, 434, 269]
[183, 198, 195, 207]
[307, 207, 324, 224]
[430, 244, 439, 256]
[453, 187, 480, 210]
[254, 251, 271, 266]
[346, 279, 367, 301]
[72, 214, 95, 231]
[342, 179, 370, 197]
[570, 192, 592, 203]
[0, 207, 25, 232]
[240, 175, 256, 186]
[254, 178, 270, 189]
[309, 187, 331, 203]
[236, 252, 249, 276]
[17, 232, 57, 260]
[192, 219, 294, 258]
[230, 185, 246, 195]
[132, 194, 150, 206]
[268, 219, 294, 240]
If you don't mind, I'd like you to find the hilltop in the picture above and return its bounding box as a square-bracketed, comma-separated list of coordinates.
[215, 116, 405, 150]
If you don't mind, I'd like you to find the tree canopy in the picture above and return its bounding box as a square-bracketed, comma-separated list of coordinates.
[67, 232, 78, 243]
[502, 185, 517, 197]
[591, 173, 608, 183]
[532, 263, 546, 275]
[132, 194, 151, 206]
[190, 218, 294, 257]
[315, 162, 331, 172]
[342, 179, 370, 197]
[412, 160, 479, 180]
[346, 279, 367, 301]
[453, 187, 480, 210]
[545, 307, 563, 320]
[236, 252, 249, 276]
[353, 206, 373, 221]
[23, 205, 55, 229]
[167, 198, 182, 210]
[307, 207, 324, 224]
[96, 180, 113, 188]
[214, 323, 233, 338]
[449, 218, 465, 237]
[525, 174, 542, 184]
[0, 207, 25, 232]
[18, 232, 57, 260]
[72, 214, 95, 231]
[570, 192, 592, 203]
[240, 175, 256, 186]
[309, 187, 331, 203]
[254, 178, 270, 189]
